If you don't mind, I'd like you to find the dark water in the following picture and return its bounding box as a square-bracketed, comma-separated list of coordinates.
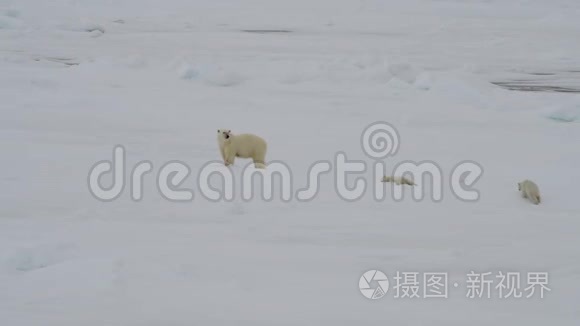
[35, 57, 79, 66]
[492, 82, 580, 93]
[492, 71, 580, 93]
[241, 29, 292, 34]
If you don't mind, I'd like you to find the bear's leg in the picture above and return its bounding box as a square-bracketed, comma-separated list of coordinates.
[253, 158, 266, 169]
[220, 147, 226, 164]
[253, 151, 266, 169]
[224, 147, 236, 166]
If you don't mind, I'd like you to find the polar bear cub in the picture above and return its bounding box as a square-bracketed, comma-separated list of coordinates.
[217, 129, 267, 169]
[518, 179, 541, 205]
[381, 175, 416, 186]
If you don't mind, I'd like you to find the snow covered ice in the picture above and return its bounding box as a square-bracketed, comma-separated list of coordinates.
[1, 0, 580, 325]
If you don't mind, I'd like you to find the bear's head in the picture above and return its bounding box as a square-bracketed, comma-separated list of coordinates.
[217, 129, 232, 140]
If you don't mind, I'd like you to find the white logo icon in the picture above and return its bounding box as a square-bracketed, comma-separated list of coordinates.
[361, 121, 400, 159]
[359, 270, 389, 299]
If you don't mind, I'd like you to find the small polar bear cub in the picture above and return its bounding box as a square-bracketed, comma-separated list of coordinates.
[217, 129, 267, 169]
[381, 175, 416, 186]
[518, 179, 541, 205]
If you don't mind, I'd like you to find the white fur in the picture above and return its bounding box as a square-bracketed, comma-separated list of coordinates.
[381, 175, 416, 186]
[217, 129, 267, 169]
[217, 128, 230, 162]
[518, 179, 541, 205]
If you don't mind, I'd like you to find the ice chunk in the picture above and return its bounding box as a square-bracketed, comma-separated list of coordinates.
[545, 103, 580, 122]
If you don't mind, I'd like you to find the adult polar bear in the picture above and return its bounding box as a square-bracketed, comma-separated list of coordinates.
[217, 129, 267, 169]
